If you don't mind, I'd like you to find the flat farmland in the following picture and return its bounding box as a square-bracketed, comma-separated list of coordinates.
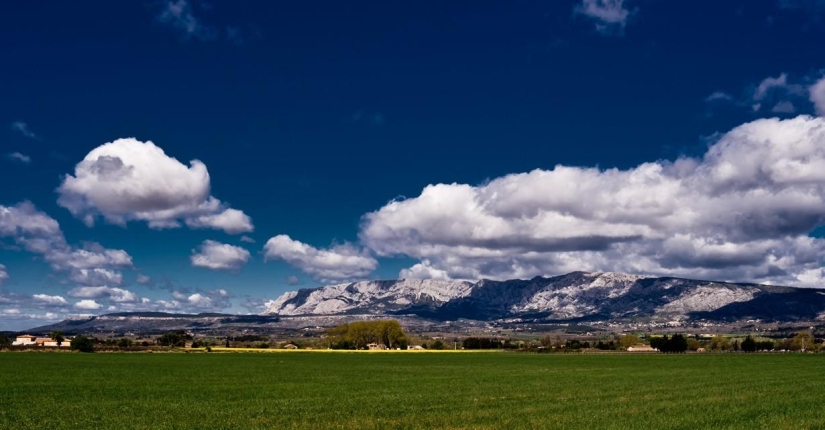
[1, 352, 824, 429]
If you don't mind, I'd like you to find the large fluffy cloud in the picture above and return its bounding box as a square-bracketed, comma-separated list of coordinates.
[360, 116, 825, 286]
[57, 138, 253, 234]
[263, 235, 378, 281]
[190, 240, 250, 271]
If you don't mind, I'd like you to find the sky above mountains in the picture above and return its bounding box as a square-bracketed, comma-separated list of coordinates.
[3, 0, 825, 329]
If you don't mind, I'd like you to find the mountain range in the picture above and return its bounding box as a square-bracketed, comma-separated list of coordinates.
[25, 272, 825, 335]
[264, 271, 825, 324]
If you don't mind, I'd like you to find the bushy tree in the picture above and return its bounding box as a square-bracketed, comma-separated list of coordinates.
[791, 331, 816, 352]
[651, 334, 688, 353]
[756, 340, 775, 351]
[686, 338, 701, 351]
[50, 330, 65, 347]
[740, 335, 757, 352]
[619, 334, 640, 348]
[117, 338, 132, 348]
[71, 335, 95, 353]
[0, 335, 11, 348]
[431, 340, 445, 350]
[709, 336, 731, 351]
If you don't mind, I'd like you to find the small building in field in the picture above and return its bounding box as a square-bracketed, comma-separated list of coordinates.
[283, 343, 298, 349]
[12, 335, 37, 345]
[627, 345, 657, 352]
[42, 339, 69, 347]
[407, 345, 424, 350]
[367, 343, 387, 350]
[696, 348, 707, 353]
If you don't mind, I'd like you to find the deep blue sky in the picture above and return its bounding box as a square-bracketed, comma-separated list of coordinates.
[2, 0, 825, 329]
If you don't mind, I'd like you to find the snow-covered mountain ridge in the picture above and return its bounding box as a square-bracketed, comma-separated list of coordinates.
[264, 271, 825, 323]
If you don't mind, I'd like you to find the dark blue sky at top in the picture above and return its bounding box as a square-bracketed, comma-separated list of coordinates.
[1, 0, 823, 325]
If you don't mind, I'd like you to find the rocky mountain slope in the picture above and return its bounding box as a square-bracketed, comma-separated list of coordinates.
[265, 272, 825, 323]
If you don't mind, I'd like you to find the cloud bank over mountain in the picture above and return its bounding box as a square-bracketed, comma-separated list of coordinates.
[359, 116, 825, 286]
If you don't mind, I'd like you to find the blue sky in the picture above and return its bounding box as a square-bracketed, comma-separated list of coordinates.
[4, 0, 825, 329]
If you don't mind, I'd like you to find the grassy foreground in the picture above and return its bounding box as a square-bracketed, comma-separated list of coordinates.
[1, 352, 824, 429]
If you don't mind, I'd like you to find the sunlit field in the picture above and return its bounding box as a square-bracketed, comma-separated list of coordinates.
[2, 352, 824, 429]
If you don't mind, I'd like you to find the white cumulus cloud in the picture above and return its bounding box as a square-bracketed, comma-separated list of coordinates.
[360, 116, 825, 287]
[263, 235, 378, 281]
[57, 138, 253, 234]
[0, 264, 8, 285]
[809, 76, 825, 117]
[74, 299, 102, 310]
[32, 294, 69, 306]
[67, 286, 140, 303]
[190, 240, 251, 271]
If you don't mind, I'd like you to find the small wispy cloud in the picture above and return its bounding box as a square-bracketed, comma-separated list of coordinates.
[351, 110, 385, 126]
[11, 121, 36, 139]
[240, 235, 256, 243]
[575, 0, 634, 35]
[6, 152, 31, 164]
[705, 91, 734, 102]
[157, 0, 215, 41]
[705, 72, 810, 116]
[155, 1, 253, 44]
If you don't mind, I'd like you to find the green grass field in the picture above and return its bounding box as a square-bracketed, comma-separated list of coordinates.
[1, 352, 824, 429]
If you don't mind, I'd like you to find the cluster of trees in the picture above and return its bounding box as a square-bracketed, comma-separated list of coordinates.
[326, 320, 407, 349]
[650, 334, 689, 353]
[462, 337, 519, 349]
[157, 331, 192, 347]
[540, 335, 620, 351]
[710, 332, 817, 352]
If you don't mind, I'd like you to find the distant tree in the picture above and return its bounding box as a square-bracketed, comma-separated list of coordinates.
[709, 336, 731, 351]
[0, 335, 10, 348]
[686, 338, 701, 351]
[650, 336, 666, 351]
[740, 335, 757, 353]
[225, 338, 230, 348]
[117, 338, 132, 349]
[50, 330, 65, 347]
[620, 334, 640, 349]
[756, 340, 775, 351]
[71, 335, 95, 353]
[791, 332, 816, 352]
[158, 331, 187, 347]
[565, 339, 582, 350]
[652, 334, 688, 353]
[431, 340, 445, 350]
